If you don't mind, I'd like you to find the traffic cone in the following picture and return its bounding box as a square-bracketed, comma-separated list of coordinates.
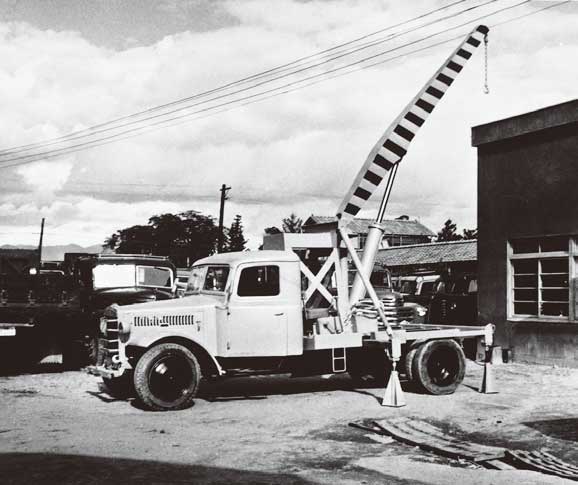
[479, 361, 498, 394]
[382, 368, 406, 407]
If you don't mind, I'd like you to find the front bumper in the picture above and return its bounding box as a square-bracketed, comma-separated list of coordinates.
[86, 315, 131, 378]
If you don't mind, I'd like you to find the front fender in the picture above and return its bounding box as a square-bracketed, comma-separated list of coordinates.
[128, 328, 223, 376]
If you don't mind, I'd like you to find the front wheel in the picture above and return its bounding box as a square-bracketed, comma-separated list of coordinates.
[411, 339, 466, 395]
[133, 343, 201, 411]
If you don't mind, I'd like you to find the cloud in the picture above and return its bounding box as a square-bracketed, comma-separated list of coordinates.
[0, 0, 576, 249]
[17, 157, 74, 197]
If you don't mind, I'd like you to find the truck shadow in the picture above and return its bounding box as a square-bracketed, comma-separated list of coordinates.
[90, 374, 415, 408]
[196, 374, 402, 404]
[523, 418, 578, 442]
[0, 452, 314, 484]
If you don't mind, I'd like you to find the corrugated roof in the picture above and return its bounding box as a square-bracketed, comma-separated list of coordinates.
[375, 239, 477, 267]
[304, 215, 435, 237]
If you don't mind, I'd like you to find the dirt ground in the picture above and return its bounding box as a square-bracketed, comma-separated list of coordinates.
[1, 361, 578, 485]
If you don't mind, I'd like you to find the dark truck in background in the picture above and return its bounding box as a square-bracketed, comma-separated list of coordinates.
[0, 251, 176, 370]
[428, 273, 478, 325]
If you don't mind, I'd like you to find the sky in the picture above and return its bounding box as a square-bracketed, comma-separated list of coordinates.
[0, 0, 576, 250]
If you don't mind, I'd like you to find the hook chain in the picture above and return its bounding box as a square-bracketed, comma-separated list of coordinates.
[483, 33, 489, 94]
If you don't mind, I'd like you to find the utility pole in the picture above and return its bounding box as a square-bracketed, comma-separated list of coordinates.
[37, 218, 45, 267]
[217, 184, 231, 253]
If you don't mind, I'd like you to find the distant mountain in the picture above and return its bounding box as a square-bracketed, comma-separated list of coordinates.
[0, 244, 104, 261]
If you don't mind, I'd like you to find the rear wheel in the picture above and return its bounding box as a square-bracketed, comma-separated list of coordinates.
[404, 346, 419, 382]
[134, 343, 200, 411]
[411, 339, 465, 395]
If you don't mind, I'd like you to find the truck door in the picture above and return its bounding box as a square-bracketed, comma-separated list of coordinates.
[225, 263, 289, 357]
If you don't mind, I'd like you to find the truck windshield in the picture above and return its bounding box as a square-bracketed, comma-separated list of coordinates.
[187, 265, 230, 294]
[92, 264, 172, 289]
[93, 264, 135, 289]
[136, 266, 173, 288]
[399, 280, 417, 295]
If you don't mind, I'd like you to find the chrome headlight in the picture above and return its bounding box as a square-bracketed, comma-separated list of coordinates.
[416, 306, 428, 317]
[99, 317, 107, 335]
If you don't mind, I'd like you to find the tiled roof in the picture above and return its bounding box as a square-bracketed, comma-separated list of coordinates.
[375, 239, 477, 267]
[304, 215, 435, 237]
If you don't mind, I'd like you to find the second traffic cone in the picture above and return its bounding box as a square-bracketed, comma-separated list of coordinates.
[382, 369, 406, 407]
[479, 361, 498, 394]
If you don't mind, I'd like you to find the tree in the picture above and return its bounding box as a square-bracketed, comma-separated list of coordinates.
[282, 213, 303, 233]
[228, 215, 247, 252]
[436, 219, 463, 242]
[148, 213, 185, 257]
[104, 210, 220, 266]
[264, 226, 282, 235]
[462, 228, 478, 240]
[105, 225, 155, 254]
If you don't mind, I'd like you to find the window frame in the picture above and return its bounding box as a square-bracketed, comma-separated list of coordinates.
[235, 264, 281, 298]
[507, 236, 577, 322]
[136, 265, 174, 289]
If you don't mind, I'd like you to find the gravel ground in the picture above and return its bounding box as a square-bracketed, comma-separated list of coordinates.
[1, 361, 578, 484]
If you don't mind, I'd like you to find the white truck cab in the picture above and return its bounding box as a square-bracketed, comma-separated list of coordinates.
[185, 250, 304, 357]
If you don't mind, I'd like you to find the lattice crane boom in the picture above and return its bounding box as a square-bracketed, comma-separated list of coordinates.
[339, 25, 489, 305]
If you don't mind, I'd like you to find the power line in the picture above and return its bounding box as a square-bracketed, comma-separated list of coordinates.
[0, 1, 528, 168]
[0, 0, 500, 161]
[0, 0, 473, 156]
[0, 0, 568, 170]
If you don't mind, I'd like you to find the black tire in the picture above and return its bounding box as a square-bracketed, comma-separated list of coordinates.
[102, 372, 134, 399]
[133, 343, 201, 411]
[411, 339, 465, 395]
[349, 350, 391, 388]
[404, 346, 419, 382]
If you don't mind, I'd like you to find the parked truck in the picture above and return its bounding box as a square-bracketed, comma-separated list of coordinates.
[89, 25, 494, 411]
[0, 252, 176, 369]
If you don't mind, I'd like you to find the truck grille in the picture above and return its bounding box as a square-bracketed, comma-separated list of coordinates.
[355, 296, 415, 326]
[98, 317, 120, 367]
[133, 314, 195, 327]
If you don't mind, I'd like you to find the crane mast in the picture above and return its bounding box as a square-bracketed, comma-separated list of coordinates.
[337, 25, 489, 305]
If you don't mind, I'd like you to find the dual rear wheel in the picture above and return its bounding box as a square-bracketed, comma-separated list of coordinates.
[350, 339, 466, 395]
[406, 339, 466, 395]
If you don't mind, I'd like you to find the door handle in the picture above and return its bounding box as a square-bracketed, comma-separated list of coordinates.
[274, 312, 285, 316]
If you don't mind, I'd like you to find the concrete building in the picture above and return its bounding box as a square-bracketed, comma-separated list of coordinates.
[472, 99, 578, 367]
[303, 215, 435, 249]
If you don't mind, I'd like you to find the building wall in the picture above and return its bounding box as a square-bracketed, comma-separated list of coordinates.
[477, 119, 578, 367]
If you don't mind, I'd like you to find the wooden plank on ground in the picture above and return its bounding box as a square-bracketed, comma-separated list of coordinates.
[372, 418, 505, 462]
[505, 450, 578, 481]
[482, 459, 516, 470]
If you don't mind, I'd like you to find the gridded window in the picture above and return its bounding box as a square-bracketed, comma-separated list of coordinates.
[509, 236, 573, 320]
[237, 265, 280, 297]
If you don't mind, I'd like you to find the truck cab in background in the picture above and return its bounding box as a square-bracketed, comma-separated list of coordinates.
[393, 274, 441, 308]
[370, 269, 428, 324]
[428, 273, 478, 326]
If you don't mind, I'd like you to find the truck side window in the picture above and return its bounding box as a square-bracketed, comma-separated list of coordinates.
[237, 265, 279, 297]
[421, 282, 435, 295]
[203, 266, 229, 292]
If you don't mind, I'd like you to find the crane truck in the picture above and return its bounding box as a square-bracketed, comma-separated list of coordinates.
[89, 25, 495, 411]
